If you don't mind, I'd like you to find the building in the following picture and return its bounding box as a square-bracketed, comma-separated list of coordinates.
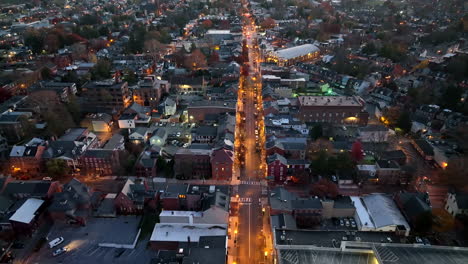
[445, 191, 468, 217]
[358, 125, 390, 142]
[135, 150, 157, 178]
[394, 192, 431, 227]
[48, 178, 91, 225]
[132, 76, 170, 108]
[114, 178, 154, 214]
[81, 80, 131, 113]
[266, 44, 320, 66]
[80, 113, 113, 132]
[80, 149, 119, 176]
[159, 206, 228, 225]
[174, 148, 212, 179]
[9, 198, 45, 235]
[9, 138, 47, 176]
[158, 97, 177, 116]
[297, 96, 368, 126]
[2, 180, 61, 200]
[210, 148, 234, 181]
[187, 100, 236, 122]
[31, 82, 77, 102]
[193, 126, 218, 143]
[149, 128, 168, 146]
[351, 194, 410, 236]
[267, 153, 309, 183]
[375, 160, 401, 185]
[0, 112, 31, 143]
[149, 223, 227, 250]
[412, 139, 434, 161]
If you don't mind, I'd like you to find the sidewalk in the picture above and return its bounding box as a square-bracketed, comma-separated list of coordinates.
[227, 215, 239, 264]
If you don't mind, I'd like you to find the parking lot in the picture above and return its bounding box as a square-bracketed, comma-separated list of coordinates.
[27, 217, 156, 264]
[320, 217, 359, 231]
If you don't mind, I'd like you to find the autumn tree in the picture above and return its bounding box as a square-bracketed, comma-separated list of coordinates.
[184, 49, 207, 70]
[201, 19, 213, 29]
[351, 140, 364, 162]
[260, 17, 276, 29]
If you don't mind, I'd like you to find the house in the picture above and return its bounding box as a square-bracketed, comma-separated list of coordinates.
[210, 148, 234, 181]
[129, 127, 149, 144]
[9, 138, 47, 177]
[118, 113, 137, 129]
[132, 76, 170, 108]
[380, 150, 406, 165]
[80, 149, 119, 176]
[445, 191, 468, 217]
[9, 198, 45, 235]
[267, 153, 309, 182]
[193, 126, 218, 143]
[160, 184, 189, 211]
[358, 125, 390, 142]
[0, 112, 32, 143]
[3, 180, 61, 200]
[103, 134, 125, 150]
[81, 113, 113, 132]
[412, 139, 434, 161]
[375, 160, 401, 185]
[135, 150, 157, 178]
[394, 192, 431, 227]
[174, 148, 212, 179]
[48, 178, 91, 225]
[149, 128, 168, 146]
[158, 97, 177, 116]
[114, 178, 154, 214]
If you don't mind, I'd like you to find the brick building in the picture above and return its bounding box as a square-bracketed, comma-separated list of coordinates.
[81, 80, 131, 113]
[187, 100, 236, 122]
[267, 153, 309, 183]
[79, 149, 119, 176]
[297, 96, 368, 126]
[210, 148, 234, 181]
[132, 76, 170, 108]
[174, 148, 212, 179]
[9, 138, 47, 177]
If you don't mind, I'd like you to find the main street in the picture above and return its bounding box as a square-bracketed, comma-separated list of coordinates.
[233, 0, 271, 263]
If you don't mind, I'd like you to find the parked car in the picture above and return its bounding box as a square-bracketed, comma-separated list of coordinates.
[339, 219, 344, 226]
[345, 220, 350, 227]
[48, 237, 64, 249]
[52, 247, 68, 257]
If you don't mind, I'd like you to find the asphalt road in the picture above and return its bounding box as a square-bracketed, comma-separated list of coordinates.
[234, 1, 271, 263]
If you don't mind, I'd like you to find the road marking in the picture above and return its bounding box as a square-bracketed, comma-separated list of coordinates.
[248, 202, 251, 258]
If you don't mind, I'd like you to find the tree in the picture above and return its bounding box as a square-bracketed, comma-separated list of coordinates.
[413, 211, 433, 233]
[307, 138, 334, 160]
[46, 159, 71, 180]
[123, 69, 137, 85]
[144, 39, 164, 60]
[260, 17, 276, 29]
[184, 49, 207, 70]
[91, 60, 111, 80]
[310, 123, 323, 140]
[351, 141, 363, 162]
[396, 111, 412, 133]
[201, 19, 213, 29]
[310, 150, 329, 176]
[310, 179, 339, 198]
[24, 29, 44, 54]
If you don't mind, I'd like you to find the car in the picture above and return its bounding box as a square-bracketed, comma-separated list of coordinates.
[48, 237, 64, 248]
[345, 220, 350, 227]
[171, 123, 176, 127]
[339, 219, 344, 226]
[159, 122, 163, 126]
[42, 177, 52, 181]
[52, 247, 68, 257]
[176, 132, 181, 137]
[183, 143, 190, 148]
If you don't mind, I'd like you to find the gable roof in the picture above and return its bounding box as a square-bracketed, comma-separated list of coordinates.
[3, 181, 52, 198]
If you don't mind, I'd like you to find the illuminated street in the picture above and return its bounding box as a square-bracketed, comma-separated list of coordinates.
[233, 1, 271, 263]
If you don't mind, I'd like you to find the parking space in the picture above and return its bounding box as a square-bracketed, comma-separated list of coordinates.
[320, 217, 358, 231]
[27, 217, 156, 264]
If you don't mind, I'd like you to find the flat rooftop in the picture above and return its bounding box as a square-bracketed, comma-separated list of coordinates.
[277, 248, 375, 264]
[150, 223, 227, 242]
[275, 229, 400, 248]
[298, 96, 364, 107]
[373, 244, 468, 264]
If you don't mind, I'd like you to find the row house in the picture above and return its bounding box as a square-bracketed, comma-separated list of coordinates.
[9, 138, 47, 177]
[267, 153, 309, 183]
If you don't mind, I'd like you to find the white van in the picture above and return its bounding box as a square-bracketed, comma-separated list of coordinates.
[48, 237, 64, 248]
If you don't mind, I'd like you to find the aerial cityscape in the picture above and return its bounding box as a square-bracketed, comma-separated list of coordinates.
[0, 0, 467, 263]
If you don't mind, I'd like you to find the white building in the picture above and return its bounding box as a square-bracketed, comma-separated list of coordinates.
[351, 194, 410, 236]
[445, 192, 468, 217]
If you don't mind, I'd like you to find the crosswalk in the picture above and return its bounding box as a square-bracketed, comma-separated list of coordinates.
[239, 197, 252, 203]
[240, 180, 265, 186]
